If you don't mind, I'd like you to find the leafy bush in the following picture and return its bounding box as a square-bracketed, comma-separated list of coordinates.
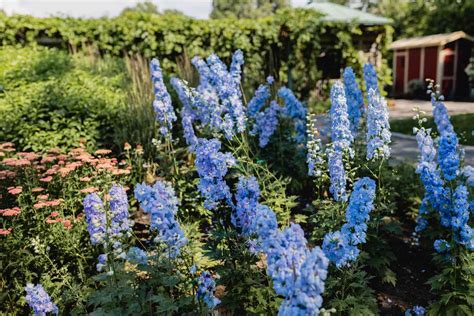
[0, 46, 127, 152]
[0, 9, 392, 103]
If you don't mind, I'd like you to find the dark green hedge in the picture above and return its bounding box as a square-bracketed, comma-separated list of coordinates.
[0, 9, 392, 100]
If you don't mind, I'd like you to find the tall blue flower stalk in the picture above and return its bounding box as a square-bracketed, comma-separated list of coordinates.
[134, 181, 187, 257]
[329, 80, 354, 152]
[150, 58, 177, 137]
[415, 89, 473, 251]
[250, 100, 280, 148]
[83, 193, 106, 245]
[229, 175, 329, 314]
[182, 51, 246, 139]
[206, 52, 246, 134]
[84, 185, 131, 252]
[323, 177, 376, 267]
[232, 176, 260, 235]
[247, 83, 271, 117]
[343, 67, 364, 136]
[306, 114, 325, 177]
[278, 87, 307, 142]
[327, 146, 348, 202]
[197, 271, 220, 309]
[363, 63, 379, 94]
[170, 77, 198, 151]
[263, 224, 328, 315]
[84, 185, 132, 270]
[25, 283, 58, 316]
[366, 89, 391, 160]
[194, 138, 235, 210]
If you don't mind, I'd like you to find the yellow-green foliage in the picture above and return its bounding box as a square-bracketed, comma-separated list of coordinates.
[0, 9, 392, 100]
[0, 46, 127, 152]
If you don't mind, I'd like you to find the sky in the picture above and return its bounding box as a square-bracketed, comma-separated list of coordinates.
[0, 0, 310, 19]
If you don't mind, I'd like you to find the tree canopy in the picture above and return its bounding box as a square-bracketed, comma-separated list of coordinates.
[211, 0, 289, 19]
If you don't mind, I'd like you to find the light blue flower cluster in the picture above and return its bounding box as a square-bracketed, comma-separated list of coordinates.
[438, 133, 459, 181]
[84, 185, 132, 261]
[25, 283, 58, 316]
[329, 81, 354, 152]
[229, 176, 329, 314]
[197, 271, 220, 309]
[96, 254, 107, 272]
[232, 176, 260, 235]
[278, 246, 329, 316]
[230, 49, 244, 83]
[126, 247, 148, 266]
[405, 305, 426, 316]
[175, 51, 245, 140]
[278, 87, 307, 142]
[262, 224, 329, 315]
[453, 185, 472, 248]
[206, 52, 246, 134]
[170, 77, 198, 150]
[432, 98, 454, 135]
[415, 91, 473, 251]
[108, 185, 133, 253]
[247, 84, 271, 117]
[306, 114, 325, 177]
[83, 193, 106, 245]
[150, 58, 177, 137]
[363, 63, 379, 94]
[327, 146, 347, 202]
[134, 181, 187, 257]
[194, 138, 236, 210]
[366, 89, 391, 160]
[343, 67, 364, 136]
[322, 177, 376, 267]
[250, 100, 280, 148]
[434, 239, 450, 253]
[462, 166, 474, 187]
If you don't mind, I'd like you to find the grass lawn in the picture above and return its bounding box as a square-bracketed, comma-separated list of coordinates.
[391, 113, 474, 146]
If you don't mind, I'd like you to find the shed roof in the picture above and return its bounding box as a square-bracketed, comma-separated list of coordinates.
[296, 2, 391, 25]
[390, 31, 474, 50]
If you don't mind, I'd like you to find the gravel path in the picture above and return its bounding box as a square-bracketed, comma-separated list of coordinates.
[391, 132, 474, 166]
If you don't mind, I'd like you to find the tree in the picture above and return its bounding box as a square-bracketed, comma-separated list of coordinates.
[121, 1, 159, 15]
[211, 0, 289, 19]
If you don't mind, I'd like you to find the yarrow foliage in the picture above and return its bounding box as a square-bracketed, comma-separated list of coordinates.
[366, 89, 391, 160]
[194, 138, 235, 210]
[134, 181, 187, 257]
[343, 67, 364, 136]
[150, 58, 177, 137]
[25, 283, 58, 316]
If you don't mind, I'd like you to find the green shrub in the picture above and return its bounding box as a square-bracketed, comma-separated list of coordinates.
[0, 46, 127, 152]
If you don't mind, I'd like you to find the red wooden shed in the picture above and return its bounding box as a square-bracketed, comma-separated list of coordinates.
[390, 31, 474, 99]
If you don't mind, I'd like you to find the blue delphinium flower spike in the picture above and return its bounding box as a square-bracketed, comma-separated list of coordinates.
[366, 89, 391, 160]
[25, 283, 58, 316]
[197, 271, 220, 309]
[343, 67, 364, 136]
[150, 58, 177, 137]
